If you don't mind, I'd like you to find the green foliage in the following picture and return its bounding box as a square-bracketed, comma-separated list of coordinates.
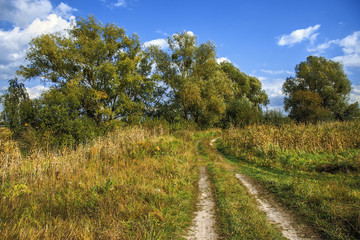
[219, 122, 360, 239]
[148, 32, 234, 127]
[0, 79, 29, 136]
[220, 61, 269, 107]
[17, 15, 154, 123]
[262, 109, 291, 126]
[283, 56, 358, 122]
[223, 97, 262, 127]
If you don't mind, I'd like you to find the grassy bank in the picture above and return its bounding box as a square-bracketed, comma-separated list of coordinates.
[0, 126, 198, 239]
[197, 136, 285, 240]
[218, 121, 360, 240]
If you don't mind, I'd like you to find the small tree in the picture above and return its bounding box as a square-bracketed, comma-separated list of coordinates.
[0, 79, 29, 134]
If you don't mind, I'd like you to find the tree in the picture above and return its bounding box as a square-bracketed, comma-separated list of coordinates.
[0, 79, 29, 134]
[220, 61, 268, 127]
[220, 61, 269, 107]
[148, 31, 234, 126]
[17, 16, 154, 124]
[283, 56, 357, 122]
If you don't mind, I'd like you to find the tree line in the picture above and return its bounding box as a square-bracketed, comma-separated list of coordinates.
[1, 16, 359, 147]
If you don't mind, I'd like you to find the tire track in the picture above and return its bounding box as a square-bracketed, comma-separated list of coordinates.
[185, 166, 218, 240]
[211, 138, 320, 240]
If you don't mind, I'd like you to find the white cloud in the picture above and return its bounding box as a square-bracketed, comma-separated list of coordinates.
[55, 2, 77, 19]
[350, 85, 360, 103]
[186, 31, 194, 37]
[0, 14, 75, 82]
[26, 85, 48, 99]
[0, 0, 53, 28]
[332, 54, 360, 68]
[307, 40, 339, 53]
[143, 38, 168, 49]
[307, 31, 360, 68]
[277, 24, 321, 46]
[260, 69, 294, 75]
[216, 57, 231, 64]
[114, 0, 126, 7]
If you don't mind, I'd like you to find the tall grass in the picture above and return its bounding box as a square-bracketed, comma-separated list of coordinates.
[223, 121, 360, 154]
[0, 126, 198, 239]
[218, 121, 360, 239]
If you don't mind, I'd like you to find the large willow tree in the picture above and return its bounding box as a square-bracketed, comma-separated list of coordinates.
[17, 16, 154, 123]
[148, 31, 234, 126]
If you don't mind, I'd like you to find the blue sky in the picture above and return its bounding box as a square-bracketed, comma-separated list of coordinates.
[1, 0, 359, 110]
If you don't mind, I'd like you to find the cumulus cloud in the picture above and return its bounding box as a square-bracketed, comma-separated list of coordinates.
[55, 2, 77, 19]
[332, 31, 360, 68]
[308, 31, 360, 68]
[143, 38, 168, 49]
[257, 77, 286, 109]
[0, 14, 75, 82]
[26, 85, 48, 99]
[0, 1, 76, 83]
[277, 24, 320, 46]
[0, 0, 52, 28]
[216, 57, 231, 64]
[350, 85, 360, 103]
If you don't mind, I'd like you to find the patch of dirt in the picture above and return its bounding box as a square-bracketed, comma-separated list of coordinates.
[185, 166, 218, 240]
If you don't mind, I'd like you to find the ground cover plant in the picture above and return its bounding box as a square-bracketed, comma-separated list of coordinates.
[0, 126, 199, 239]
[218, 121, 360, 239]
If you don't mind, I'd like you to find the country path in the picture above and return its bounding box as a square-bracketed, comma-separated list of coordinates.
[185, 166, 218, 240]
[209, 137, 321, 240]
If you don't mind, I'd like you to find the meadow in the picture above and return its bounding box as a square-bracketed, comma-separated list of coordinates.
[218, 121, 360, 240]
[0, 125, 198, 239]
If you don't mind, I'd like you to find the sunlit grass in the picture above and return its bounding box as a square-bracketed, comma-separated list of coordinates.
[0, 126, 198, 239]
[218, 121, 360, 240]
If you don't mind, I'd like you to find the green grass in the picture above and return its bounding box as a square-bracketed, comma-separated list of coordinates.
[218, 121, 360, 240]
[198, 137, 285, 240]
[0, 127, 199, 239]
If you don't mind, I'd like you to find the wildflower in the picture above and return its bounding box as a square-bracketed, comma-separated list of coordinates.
[157, 146, 160, 151]
[25, 123, 29, 126]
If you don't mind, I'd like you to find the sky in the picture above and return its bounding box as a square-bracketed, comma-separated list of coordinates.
[0, 0, 360, 111]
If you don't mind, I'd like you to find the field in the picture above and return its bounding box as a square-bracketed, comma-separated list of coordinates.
[0, 126, 199, 239]
[218, 121, 360, 239]
[1, 121, 359, 239]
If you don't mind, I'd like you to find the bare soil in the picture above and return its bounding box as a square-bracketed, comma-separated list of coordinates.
[185, 166, 218, 240]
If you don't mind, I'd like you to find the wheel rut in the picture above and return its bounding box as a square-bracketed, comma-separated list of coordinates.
[185, 165, 218, 240]
[210, 138, 321, 240]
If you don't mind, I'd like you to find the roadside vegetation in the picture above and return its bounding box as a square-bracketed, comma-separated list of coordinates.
[218, 121, 360, 239]
[0, 125, 199, 239]
[196, 135, 286, 239]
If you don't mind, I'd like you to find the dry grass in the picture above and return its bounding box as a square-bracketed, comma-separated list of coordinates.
[0, 126, 198, 239]
[218, 121, 360, 239]
[223, 121, 360, 154]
